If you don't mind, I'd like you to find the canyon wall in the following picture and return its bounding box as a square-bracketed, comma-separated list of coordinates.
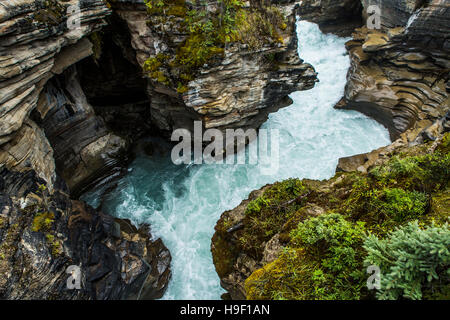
[0, 167, 171, 299]
[0, 0, 171, 299]
[336, 0, 449, 140]
[298, 0, 449, 140]
[297, 0, 363, 36]
[113, 0, 317, 135]
[0, 0, 120, 193]
[2, 0, 447, 300]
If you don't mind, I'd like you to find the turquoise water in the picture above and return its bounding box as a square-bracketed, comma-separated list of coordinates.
[82, 21, 391, 299]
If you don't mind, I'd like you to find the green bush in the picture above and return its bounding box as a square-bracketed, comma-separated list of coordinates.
[289, 213, 367, 299]
[344, 182, 428, 234]
[246, 213, 368, 300]
[239, 179, 308, 258]
[244, 138, 449, 300]
[364, 221, 450, 300]
[370, 152, 450, 192]
[371, 156, 422, 182]
[380, 188, 428, 223]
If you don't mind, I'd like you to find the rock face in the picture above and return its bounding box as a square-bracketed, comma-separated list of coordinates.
[0, 0, 116, 191]
[336, 0, 450, 140]
[297, 0, 363, 36]
[112, 0, 317, 135]
[0, 0, 172, 299]
[211, 183, 326, 300]
[36, 66, 128, 197]
[0, 168, 171, 300]
[77, 13, 153, 142]
[211, 187, 267, 300]
[1, 0, 318, 190]
[0, 0, 319, 300]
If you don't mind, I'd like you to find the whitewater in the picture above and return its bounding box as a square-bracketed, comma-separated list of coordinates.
[82, 20, 391, 299]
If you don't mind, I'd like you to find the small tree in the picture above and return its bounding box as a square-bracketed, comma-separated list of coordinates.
[364, 221, 450, 300]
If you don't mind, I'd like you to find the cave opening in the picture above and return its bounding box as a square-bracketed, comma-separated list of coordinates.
[77, 13, 154, 142]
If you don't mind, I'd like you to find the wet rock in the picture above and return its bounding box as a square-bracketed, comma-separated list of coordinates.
[35, 66, 128, 197]
[297, 0, 363, 36]
[261, 234, 282, 265]
[337, 1, 450, 140]
[112, 0, 318, 135]
[0, 0, 113, 192]
[77, 13, 153, 142]
[0, 168, 171, 300]
[0, 119, 56, 191]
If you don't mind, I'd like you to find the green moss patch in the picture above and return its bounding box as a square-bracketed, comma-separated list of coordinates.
[31, 212, 55, 232]
[239, 179, 309, 259]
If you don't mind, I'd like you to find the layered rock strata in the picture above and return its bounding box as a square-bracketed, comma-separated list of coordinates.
[0, 168, 171, 299]
[0, 0, 319, 299]
[0, 0, 171, 299]
[336, 0, 449, 140]
[0, 0, 130, 194]
[112, 0, 317, 135]
[297, 0, 363, 36]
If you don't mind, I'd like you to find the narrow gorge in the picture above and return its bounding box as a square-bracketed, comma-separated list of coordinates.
[0, 0, 448, 300]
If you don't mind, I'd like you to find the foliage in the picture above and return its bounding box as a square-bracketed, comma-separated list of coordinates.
[438, 132, 450, 153]
[245, 247, 319, 300]
[31, 211, 55, 232]
[370, 151, 450, 192]
[381, 188, 428, 222]
[246, 213, 367, 300]
[46, 233, 62, 256]
[239, 179, 308, 258]
[289, 213, 367, 299]
[364, 222, 450, 300]
[218, 128, 450, 301]
[344, 149, 450, 234]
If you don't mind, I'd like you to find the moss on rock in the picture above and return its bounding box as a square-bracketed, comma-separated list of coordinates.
[143, 0, 289, 90]
[214, 135, 450, 300]
[33, 0, 66, 26]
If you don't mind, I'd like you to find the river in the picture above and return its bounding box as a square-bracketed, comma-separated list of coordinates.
[82, 20, 391, 300]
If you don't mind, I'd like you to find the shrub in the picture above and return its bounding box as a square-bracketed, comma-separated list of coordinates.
[31, 212, 55, 232]
[364, 221, 450, 300]
[246, 214, 368, 300]
[370, 151, 450, 192]
[247, 213, 368, 300]
[344, 181, 428, 234]
[290, 213, 367, 299]
[370, 156, 423, 188]
[239, 179, 308, 258]
[380, 188, 428, 222]
[245, 247, 319, 300]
